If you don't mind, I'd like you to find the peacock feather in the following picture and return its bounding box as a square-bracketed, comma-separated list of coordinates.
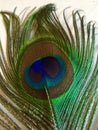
[0, 4, 98, 130]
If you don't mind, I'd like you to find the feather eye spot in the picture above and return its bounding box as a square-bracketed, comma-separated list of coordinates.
[20, 42, 73, 98]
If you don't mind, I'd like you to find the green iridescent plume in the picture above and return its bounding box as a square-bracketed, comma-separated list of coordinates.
[0, 4, 98, 130]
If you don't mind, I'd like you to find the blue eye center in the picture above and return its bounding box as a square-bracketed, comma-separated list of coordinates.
[24, 55, 66, 90]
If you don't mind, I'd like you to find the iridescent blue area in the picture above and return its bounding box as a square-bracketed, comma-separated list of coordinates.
[24, 55, 66, 90]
